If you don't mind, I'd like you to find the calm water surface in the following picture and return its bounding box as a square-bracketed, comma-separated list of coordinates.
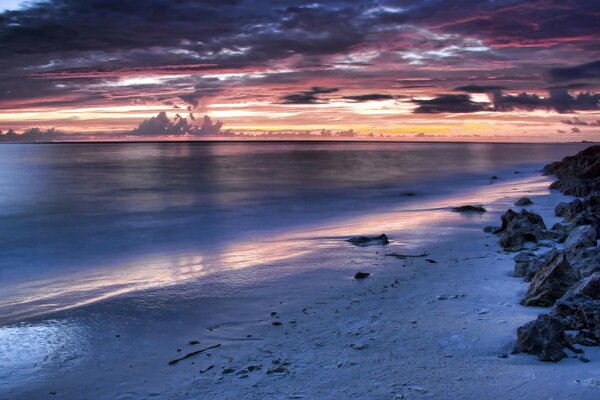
[0, 141, 589, 322]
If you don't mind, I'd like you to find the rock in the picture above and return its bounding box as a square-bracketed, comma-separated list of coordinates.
[564, 225, 597, 249]
[354, 272, 370, 279]
[514, 197, 533, 206]
[513, 314, 569, 361]
[490, 175, 499, 180]
[452, 205, 486, 213]
[543, 145, 600, 181]
[346, 234, 389, 246]
[521, 252, 580, 307]
[565, 245, 600, 278]
[555, 199, 585, 220]
[553, 273, 600, 346]
[497, 209, 547, 251]
[513, 251, 537, 280]
[550, 179, 596, 197]
[544, 146, 600, 197]
[483, 226, 498, 233]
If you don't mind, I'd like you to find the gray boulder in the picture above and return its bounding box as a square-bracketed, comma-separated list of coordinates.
[521, 252, 580, 307]
[564, 225, 597, 249]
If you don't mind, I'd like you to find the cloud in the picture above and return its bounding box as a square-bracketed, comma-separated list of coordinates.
[491, 89, 600, 113]
[131, 112, 223, 136]
[342, 93, 395, 102]
[561, 117, 600, 126]
[561, 117, 588, 126]
[280, 87, 339, 104]
[549, 60, 600, 82]
[0, 127, 66, 142]
[412, 94, 489, 114]
[454, 84, 507, 93]
[571, 127, 581, 133]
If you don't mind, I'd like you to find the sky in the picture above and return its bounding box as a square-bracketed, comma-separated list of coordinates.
[0, 0, 599, 141]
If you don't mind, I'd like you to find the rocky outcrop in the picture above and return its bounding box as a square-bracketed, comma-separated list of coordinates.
[543, 145, 600, 197]
[515, 274, 600, 361]
[497, 209, 547, 251]
[512, 146, 600, 361]
[520, 252, 580, 307]
[346, 234, 389, 246]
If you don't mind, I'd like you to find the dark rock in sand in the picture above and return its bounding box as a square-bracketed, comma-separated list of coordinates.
[514, 314, 569, 361]
[346, 234, 389, 246]
[452, 205, 487, 213]
[514, 197, 533, 206]
[553, 273, 600, 347]
[497, 209, 547, 251]
[354, 272, 370, 279]
[521, 252, 580, 307]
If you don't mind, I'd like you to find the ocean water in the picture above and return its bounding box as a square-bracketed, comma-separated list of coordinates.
[0, 141, 589, 322]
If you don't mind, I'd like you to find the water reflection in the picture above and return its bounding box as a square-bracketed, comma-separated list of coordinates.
[0, 174, 552, 323]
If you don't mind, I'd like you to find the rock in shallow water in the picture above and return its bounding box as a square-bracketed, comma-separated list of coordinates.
[521, 251, 580, 307]
[452, 205, 486, 213]
[346, 234, 389, 246]
[514, 197, 533, 206]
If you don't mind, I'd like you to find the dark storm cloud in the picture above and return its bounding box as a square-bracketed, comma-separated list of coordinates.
[492, 90, 600, 113]
[413, 89, 600, 114]
[548, 60, 600, 82]
[342, 94, 395, 102]
[280, 87, 339, 104]
[0, 0, 599, 112]
[454, 84, 507, 93]
[412, 94, 489, 114]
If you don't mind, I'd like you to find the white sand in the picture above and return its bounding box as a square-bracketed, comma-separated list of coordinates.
[2, 172, 599, 400]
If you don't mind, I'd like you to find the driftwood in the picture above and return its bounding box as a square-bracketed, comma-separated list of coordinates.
[168, 343, 221, 365]
[385, 252, 428, 259]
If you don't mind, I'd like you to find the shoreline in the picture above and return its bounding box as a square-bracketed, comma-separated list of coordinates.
[0, 164, 559, 325]
[2, 163, 599, 399]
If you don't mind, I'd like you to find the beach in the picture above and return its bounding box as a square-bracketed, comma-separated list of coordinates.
[1, 143, 599, 399]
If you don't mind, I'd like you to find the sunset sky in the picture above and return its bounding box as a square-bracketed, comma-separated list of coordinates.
[0, 0, 599, 141]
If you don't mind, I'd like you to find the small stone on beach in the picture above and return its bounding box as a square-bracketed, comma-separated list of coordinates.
[354, 272, 370, 279]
